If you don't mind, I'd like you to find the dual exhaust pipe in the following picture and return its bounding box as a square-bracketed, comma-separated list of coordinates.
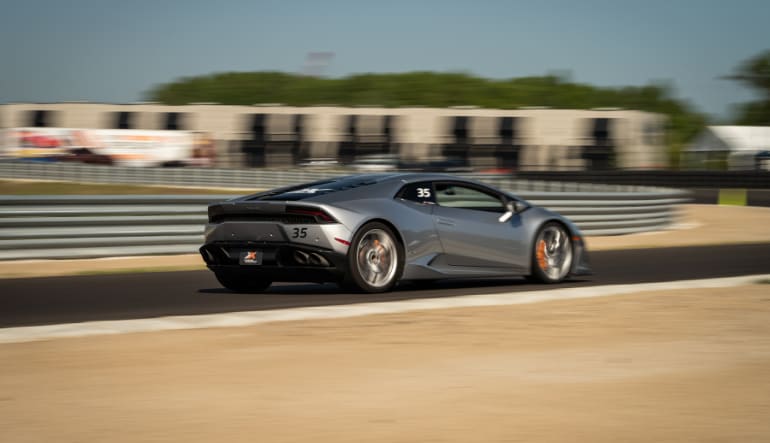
[292, 249, 330, 267]
[201, 246, 331, 267]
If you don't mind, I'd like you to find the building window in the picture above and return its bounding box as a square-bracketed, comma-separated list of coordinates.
[114, 112, 134, 129]
[164, 112, 185, 130]
[28, 110, 51, 127]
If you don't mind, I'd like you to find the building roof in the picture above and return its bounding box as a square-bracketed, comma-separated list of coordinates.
[688, 126, 770, 153]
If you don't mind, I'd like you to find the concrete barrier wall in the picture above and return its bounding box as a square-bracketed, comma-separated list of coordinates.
[0, 103, 667, 170]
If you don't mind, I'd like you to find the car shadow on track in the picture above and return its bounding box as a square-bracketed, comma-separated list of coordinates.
[197, 277, 594, 300]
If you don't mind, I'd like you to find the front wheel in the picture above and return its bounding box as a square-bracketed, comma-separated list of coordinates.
[529, 222, 573, 283]
[215, 272, 272, 293]
[343, 222, 404, 293]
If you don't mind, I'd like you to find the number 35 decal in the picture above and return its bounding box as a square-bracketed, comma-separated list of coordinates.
[417, 187, 431, 198]
[292, 227, 308, 239]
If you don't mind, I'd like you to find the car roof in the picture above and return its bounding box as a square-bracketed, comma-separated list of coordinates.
[352, 172, 471, 183]
[335, 172, 505, 193]
[240, 173, 499, 203]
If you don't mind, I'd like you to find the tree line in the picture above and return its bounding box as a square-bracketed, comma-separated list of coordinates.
[148, 51, 770, 167]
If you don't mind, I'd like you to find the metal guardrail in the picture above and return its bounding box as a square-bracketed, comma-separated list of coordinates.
[0, 189, 690, 261]
[518, 170, 770, 189]
[0, 195, 214, 260]
[0, 160, 664, 193]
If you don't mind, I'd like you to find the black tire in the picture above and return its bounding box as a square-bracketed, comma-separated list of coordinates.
[215, 272, 272, 293]
[529, 222, 573, 284]
[344, 222, 404, 293]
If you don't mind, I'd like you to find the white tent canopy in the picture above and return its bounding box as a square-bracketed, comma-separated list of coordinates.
[686, 126, 770, 170]
[688, 126, 770, 152]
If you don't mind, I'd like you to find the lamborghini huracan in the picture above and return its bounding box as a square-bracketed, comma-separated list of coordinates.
[200, 173, 591, 293]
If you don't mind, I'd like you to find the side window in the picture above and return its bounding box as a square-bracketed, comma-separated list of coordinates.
[434, 183, 505, 213]
[398, 182, 436, 205]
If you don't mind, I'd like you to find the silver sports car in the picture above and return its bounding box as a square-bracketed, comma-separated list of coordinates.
[200, 173, 591, 293]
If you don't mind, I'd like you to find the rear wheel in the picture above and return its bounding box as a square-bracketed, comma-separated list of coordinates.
[344, 222, 404, 293]
[530, 222, 573, 283]
[215, 272, 272, 293]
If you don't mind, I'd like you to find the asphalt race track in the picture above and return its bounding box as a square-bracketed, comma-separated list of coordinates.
[1, 243, 769, 328]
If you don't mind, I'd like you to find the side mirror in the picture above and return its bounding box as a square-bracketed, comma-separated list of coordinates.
[498, 200, 527, 223]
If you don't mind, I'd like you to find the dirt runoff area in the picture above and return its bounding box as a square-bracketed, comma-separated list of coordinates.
[2, 283, 770, 442]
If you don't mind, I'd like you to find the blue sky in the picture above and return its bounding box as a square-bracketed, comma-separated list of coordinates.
[1, 0, 768, 119]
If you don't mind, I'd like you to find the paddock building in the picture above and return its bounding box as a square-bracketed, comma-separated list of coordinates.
[0, 103, 666, 170]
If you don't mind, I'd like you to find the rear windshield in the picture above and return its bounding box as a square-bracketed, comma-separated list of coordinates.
[250, 175, 386, 201]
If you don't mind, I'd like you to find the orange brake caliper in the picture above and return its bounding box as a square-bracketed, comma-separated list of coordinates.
[536, 239, 548, 270]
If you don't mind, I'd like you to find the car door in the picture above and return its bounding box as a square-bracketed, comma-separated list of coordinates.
[431, 181, 527, 271]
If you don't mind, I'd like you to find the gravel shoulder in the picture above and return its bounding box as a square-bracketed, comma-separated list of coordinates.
[1, 204, 768, 279]
[2, 283, 769, 442]
[2, 203, 769, 442]
[587, 204, 770, 251]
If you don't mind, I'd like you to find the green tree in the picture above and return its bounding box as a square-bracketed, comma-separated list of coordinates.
[725, 50, 770, 125]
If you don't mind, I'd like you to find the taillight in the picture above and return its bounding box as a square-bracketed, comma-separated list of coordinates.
[286, 206, 337, 223]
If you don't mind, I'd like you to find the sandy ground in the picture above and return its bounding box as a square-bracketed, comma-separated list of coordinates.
[587, 204, 770, 251]
[1, 204, 769, 279]
[1, 283, 770, 442]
